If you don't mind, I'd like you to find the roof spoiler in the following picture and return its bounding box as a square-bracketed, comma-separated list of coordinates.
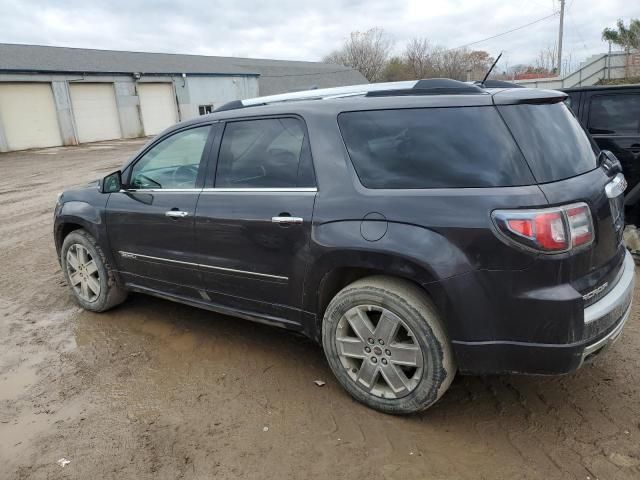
[492, 88, 568, 105]
[473, 79, 524, 88]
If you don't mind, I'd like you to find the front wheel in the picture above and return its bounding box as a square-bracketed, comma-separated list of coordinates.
[60, 229, 127, 312]
[322, 276, 456, 414]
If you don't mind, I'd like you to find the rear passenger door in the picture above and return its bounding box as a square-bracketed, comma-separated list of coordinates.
[194, 116, 316, 322]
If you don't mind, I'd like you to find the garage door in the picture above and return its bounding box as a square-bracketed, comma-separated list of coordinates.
[0, 83, 62, 151]
[69, 83, 121, 143]
[137, 83, 177, 136]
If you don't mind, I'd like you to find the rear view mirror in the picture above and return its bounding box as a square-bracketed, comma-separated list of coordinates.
[101, 170, 122, 193]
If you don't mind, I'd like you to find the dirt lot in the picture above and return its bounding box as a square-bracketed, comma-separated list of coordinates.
[0, 139, 639, 480]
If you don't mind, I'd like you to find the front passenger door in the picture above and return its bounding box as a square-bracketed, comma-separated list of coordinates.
[107, 125, 214, 297]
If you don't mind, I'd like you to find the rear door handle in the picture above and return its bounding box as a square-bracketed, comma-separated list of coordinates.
[272, 216, 303, 224]
[165, 210, 189, 218]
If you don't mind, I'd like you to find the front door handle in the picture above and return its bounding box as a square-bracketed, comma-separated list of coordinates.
[272, 216, 303, 225]
[165, 210, 189, 218]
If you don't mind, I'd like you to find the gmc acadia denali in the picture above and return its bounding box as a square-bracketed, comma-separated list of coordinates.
[54, 79, 635, 414]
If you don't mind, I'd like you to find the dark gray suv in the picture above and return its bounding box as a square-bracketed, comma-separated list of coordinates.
[54, 79, 635, 414]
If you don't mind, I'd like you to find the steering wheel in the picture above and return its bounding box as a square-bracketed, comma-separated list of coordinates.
[171, 164, 199, 188]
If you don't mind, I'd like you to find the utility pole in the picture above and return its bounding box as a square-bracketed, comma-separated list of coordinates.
[557, 0, 565, 76]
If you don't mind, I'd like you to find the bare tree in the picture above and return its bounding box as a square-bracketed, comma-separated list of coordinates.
[322, 28, 393, 82]
[535, 44, 558, 74]
[381, 56, 413, 81]
[324, 29, 495, 82]
[532, 44, 574, 76]
[466, 50, 494, 80]
[404, 38, 432, 78]
[412, 47, 493, 81]
[429, 47, 470, 80]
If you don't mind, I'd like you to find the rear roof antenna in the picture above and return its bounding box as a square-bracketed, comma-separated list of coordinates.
[481, 52, 503, 86]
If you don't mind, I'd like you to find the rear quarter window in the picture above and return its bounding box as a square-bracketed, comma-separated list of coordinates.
[337, 107, 534, 189]
[498, 102, 598, 184]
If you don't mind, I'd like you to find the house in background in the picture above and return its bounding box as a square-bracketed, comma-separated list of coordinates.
[0, 43, 366, 152]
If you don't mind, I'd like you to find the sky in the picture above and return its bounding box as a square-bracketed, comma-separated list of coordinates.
[0, 0, 638, 72]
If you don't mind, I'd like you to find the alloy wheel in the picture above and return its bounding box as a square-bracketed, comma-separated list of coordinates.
[66, 244, 101, 302]
[335, 304, 424, 399]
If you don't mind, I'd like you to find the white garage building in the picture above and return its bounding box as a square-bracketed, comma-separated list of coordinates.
[0, 43, 366, 152]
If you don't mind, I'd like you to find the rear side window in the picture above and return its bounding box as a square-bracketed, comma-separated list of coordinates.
[499, 102, 598, 184]
[338, 107, 534, 189]
[215, 117, 314, 188]
[588, 94, 640, 135]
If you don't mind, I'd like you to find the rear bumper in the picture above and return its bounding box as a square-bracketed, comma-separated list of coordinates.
[454, 250, 635, 375]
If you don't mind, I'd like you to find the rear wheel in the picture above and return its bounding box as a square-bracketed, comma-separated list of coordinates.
[60, 229, 127, 312]
[322, 276, 456, 414]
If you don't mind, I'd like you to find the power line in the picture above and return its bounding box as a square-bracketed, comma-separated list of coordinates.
[566, 0, 590, 53]
[450, 12, 559, 50]
[260, 68, 360, 78]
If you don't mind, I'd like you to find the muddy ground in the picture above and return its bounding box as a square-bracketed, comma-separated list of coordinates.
[0, 139, 639, 480]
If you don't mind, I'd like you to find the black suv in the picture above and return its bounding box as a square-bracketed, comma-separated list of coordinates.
[54, 79, 635, 414]
[562, 84, 640, 224]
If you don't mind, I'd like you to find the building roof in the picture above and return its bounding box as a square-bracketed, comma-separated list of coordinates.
[0, 43, 367, 95]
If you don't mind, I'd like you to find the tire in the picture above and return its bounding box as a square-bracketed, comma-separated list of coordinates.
[322, 276, 456, 414]
[60, 229, 127, 312]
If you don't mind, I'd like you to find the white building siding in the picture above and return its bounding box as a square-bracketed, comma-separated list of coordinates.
[183, 76, 259, 120]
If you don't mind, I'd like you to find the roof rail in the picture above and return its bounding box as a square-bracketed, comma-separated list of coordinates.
[215, 78, 487, 112]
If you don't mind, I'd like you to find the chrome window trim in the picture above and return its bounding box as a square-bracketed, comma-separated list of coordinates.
[118, 251, 288, 281]
[120, 188, 201, 193]
[119, 187, 318, 193]
[201, 187, 317, 193]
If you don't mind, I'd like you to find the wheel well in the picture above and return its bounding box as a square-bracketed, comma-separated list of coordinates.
[316, 267, 432, 321]
[57, 223, 83, 246]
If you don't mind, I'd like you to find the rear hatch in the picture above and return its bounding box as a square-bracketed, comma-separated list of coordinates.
[495, 92, 626, 302]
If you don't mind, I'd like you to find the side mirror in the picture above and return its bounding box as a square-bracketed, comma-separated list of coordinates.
[101, 170, 122, 193]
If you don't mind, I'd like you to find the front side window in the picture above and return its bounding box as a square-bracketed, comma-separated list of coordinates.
[588, 94, 640, 135]
[215, 118, 308, 188]
[338, 107, 533, 189]
[130, 126, 210, 189]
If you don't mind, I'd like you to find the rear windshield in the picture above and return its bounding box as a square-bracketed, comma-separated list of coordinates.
[338, 107, 534, 189]
[498, 102, 598, 183]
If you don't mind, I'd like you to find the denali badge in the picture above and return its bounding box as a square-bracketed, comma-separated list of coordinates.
[583, 282, 609, 301]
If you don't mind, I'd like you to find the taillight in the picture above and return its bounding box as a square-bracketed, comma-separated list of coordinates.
[492, 202, 594, 253]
